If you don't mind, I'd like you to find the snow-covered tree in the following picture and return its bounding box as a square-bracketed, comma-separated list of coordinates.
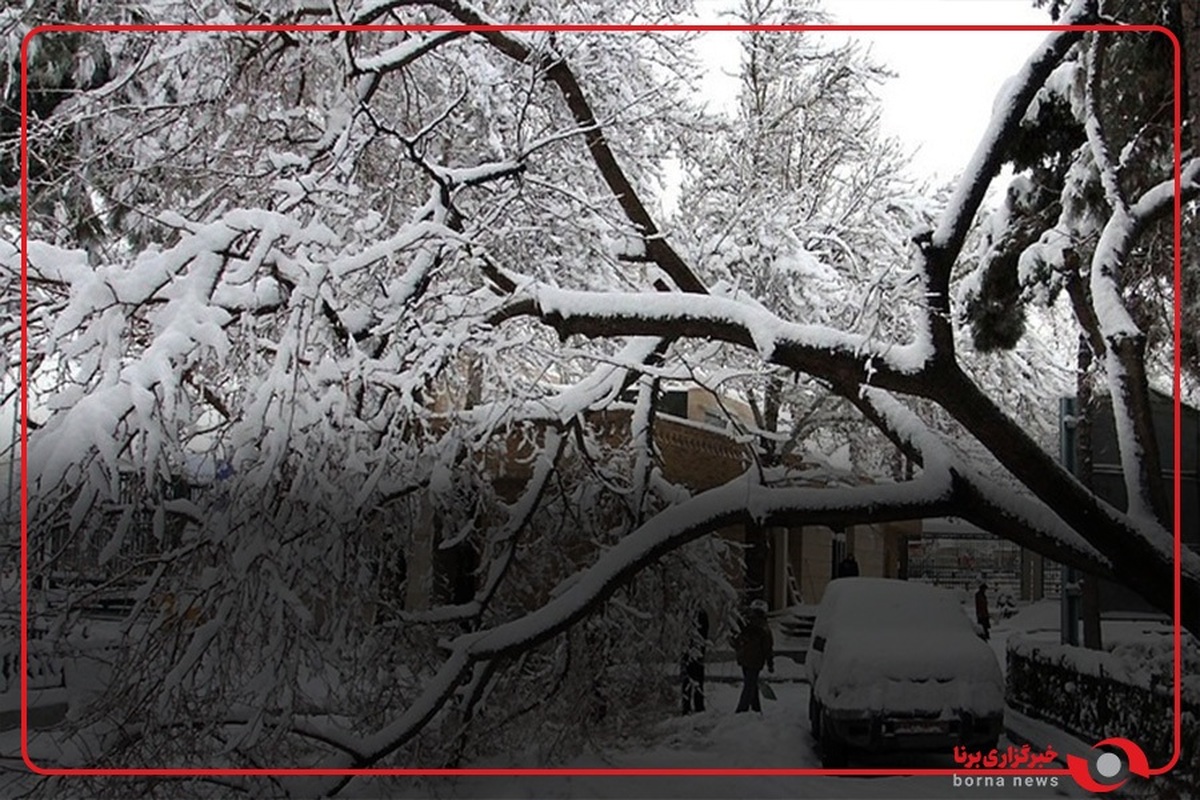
[4, 0, 1198, 793]
[674, 0, 918, 454]
[667, 0, 929, 595]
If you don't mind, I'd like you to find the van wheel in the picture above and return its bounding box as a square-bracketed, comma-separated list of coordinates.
[820, 717, 848, 768]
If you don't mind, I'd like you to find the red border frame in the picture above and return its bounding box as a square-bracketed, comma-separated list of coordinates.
[17, 20, 1184, 787]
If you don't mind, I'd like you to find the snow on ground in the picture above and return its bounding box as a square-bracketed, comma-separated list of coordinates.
[344, 682, 1087, 799]
[1004, 705, 1096, 768]
[0, 680, 1090, 799]
[3, 598, 1171, 798]
[987, 599, 1063, 679]
[986, 598, 1189, 688]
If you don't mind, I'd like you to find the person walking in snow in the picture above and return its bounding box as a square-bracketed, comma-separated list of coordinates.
[733, 599, 774, 713]
[975, 582, 991, 641]
[681, 608, 709, 714]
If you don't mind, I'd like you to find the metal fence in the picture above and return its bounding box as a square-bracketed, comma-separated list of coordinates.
[908, 534, 1062, 600]
[1008, 640, 1196, 795]
[0, 619, 66, 695]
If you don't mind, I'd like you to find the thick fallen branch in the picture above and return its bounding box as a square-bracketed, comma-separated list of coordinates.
[309, 469, 959, 795]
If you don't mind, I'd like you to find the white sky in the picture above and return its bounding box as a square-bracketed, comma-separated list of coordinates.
[688, 0, 1052, 184]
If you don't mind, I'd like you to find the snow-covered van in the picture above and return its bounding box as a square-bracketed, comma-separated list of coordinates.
[806, 577, 1004, 767]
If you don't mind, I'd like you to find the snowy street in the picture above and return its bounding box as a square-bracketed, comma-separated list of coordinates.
[1, 601, 1102, 799]
[296, 679, 1089, 800]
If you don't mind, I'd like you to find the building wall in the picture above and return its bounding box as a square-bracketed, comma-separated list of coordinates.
[792, 521, 921, 606]
[854, 525, 884, 578]
[683, 387, 755, 431]
[798, 526, 833, 606]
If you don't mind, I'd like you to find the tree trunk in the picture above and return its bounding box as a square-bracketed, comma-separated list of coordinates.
[1077, 337, 1104, 650]
[745, 375, 783, 603]
[744, 520, 768, 604]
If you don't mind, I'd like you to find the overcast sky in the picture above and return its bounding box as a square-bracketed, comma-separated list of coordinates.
[689, 0, 1053, 184]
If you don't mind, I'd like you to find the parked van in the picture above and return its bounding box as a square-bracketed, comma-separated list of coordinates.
[806, 578, 1004, 767]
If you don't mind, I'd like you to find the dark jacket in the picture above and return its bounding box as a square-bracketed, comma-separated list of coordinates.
[975, 587, 990, 625]
[734, 617, 774, 671]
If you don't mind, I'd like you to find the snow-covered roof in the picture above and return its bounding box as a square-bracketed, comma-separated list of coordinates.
[921, 517, 989, 535]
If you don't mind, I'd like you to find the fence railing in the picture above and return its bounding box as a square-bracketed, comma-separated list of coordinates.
[0, 615, 67, 695]
[1007, 637, 1197, 792]
[0, 648, 66, 694]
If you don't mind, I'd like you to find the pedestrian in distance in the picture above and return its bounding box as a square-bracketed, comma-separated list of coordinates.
[681, 608, 709, 714]
[975, 581, 991, 641]
[732, 599, 774, 713]
[836, 553, 859, 578]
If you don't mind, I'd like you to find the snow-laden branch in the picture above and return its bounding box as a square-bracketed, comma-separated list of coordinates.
[952, 475, 1113, 574]
[1131, 155, 1200, 221]
[351, 0, 708, 295]
[937, 363, 1192, 621]
[329, 218, 461, 281]
[493, 283, 933, 392]
[931, 4, 1093, 261]
[311, 469, 959, 795]
[450, 337, 665, 428]
[1098, 342, 1162, 521]
[456, 478, 952, 657]
[857, 387, 1108, 569]
[1086, 157, 1200, 521]
[629, 375, 658, 523]
[1083, 32, 1129, 214]
[25, 213, 318, 486]
[491, 282, 1170, 588]
[884, 5, 1091, 363]
[396, 430, 566, 625]
[352, 30, 464, 75]
[855, 386, 949, 469]
[1088, 157, 1200, 338]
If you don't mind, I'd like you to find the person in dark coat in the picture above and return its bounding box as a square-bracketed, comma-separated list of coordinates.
[733, 600, 774, 713]
[837, 554, 860, 578]
[975, 582, 991, 641]
[681, 608, 709, 714]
